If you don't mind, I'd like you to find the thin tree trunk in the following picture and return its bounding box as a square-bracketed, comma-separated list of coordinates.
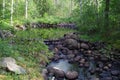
[11, 0, 14, 26]
[54, 0, 57, 7]
[94, 0, 99, 27]
[25, 0, 28, 19]
[79, 0, 83, 25]
[3, 0, 5, 18]
[70, 0, 72, 15]
[104, 0, 110, 30]
[103, 0, 110, 37]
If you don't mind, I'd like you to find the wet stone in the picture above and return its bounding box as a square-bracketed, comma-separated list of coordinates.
[100, 77, 112, 80]
[74, 56, 81, 62]
[54, 69, 65, 78]
[84, 62, 89, 68]
[99, 71, 111, 78]
[65, 71, 78, 80]
[80, 43, 89, 49]
[44, 33, 120, 80]
[111, 70, 120, 76]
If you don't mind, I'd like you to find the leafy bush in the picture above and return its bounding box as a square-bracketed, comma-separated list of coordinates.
[0, 40, 14, 56]
[0, 20, 12, 30]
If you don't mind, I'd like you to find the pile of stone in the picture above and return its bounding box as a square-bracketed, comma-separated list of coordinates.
[24, 22, 77, 29]
[43, 33, 120, 80]
[0, 30, 14, 39]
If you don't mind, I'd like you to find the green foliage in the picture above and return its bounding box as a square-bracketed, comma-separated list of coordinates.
[37, 15, 62, 24]
[0, 20, 12, 30]
[71, 0, 120, 49]
[0, 40, 13, 57]
[33, 0, 51, 17]
[15, 28, 75, 40]
[0, 27, 75, 79]
[113, 40, 120, 49]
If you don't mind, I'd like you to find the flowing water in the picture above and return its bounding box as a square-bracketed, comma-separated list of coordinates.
[44, 40, 120, 80]
[47, 58, 98, 80]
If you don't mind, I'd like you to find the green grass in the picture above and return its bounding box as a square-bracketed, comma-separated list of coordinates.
[15, 28, 75, 40]
[0, 28, 75, 80]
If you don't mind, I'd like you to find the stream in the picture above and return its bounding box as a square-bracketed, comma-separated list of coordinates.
[43, 33, 120, 80]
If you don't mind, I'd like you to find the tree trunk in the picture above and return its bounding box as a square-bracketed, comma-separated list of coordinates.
[54, 0, 57, 7]
[11, 0, 14, 26]
[69, 0, 72, 15]
[103, 0, 110, 37]
[25, 0, 28, 19]
[95, 0, 99, 27]
[104, 0, 110, 32]
[3, 0, 5, 19]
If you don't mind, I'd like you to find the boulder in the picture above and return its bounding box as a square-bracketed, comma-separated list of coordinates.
[54, 68, 65, 78]
[107, 63, 112, 68]
[15, 24, 26, 30]
[0, 57, 16, 68]
[6, 63, 26, 74]
[74, 56, 81, 62]
[0, 57, 26, 74]
[63, 39, 79, 49]
[68, 59, 74, 63]
[101, 77, 112, 80]
[100, 56, 109, 62]
[64, 33, 78, 40]
[79, 63, 84, 67]
[47, 67, 55, 75]
[65, 71, 78, 80]
[89, 69, 95, 74]
[2, 30, 14, 38]
[53, 54, 60, 61]
[111, 70, 119, 76]
[79, 58, 86, 64]
[56, 44, 63, 50]
[47, 67, 65, 78]
[80, 43, 89, 49]
[73, 50, 79, 55]
[95, 68, 103, 73]
[67, 53, 75, 59]
[84, 62, 89, 68]
[103, 66, 109, 71]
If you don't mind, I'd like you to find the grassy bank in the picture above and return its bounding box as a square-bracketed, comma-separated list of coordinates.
[0, 28, 75, 80]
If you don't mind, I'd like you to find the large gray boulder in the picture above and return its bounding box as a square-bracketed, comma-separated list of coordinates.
[0, 57, 26, 74]
[47, 67, 65, 78]
[63, 39, 79, 49]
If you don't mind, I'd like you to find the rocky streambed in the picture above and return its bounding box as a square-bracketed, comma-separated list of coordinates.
[43, 33, 120, 80]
